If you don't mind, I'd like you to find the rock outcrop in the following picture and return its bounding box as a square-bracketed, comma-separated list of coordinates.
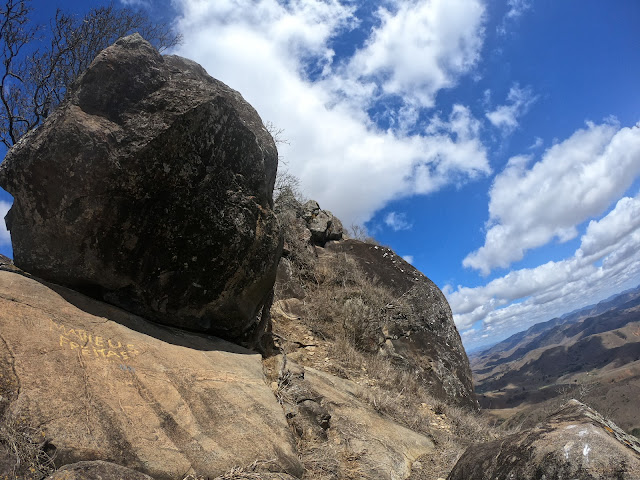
[324, 240, 477, 409]
[0, 34, 281, 342]
[301, 200, 343, 246]
[273, 195, 476, 409]
[448, 400, 640, 480]
[265, 357, 434, 480]
[0, 268, 302, 480]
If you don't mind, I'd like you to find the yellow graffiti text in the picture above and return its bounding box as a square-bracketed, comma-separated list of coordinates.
[51, 320, 139, 361]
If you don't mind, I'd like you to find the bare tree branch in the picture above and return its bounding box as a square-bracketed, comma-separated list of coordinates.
[0, 0, 182, 148]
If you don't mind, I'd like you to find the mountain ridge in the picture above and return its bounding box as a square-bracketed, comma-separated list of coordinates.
[471, 283, 640, 362]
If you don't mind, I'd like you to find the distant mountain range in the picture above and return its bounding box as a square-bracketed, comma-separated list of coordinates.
[471, 284, 640, 435]
[471, 284, 640, 362]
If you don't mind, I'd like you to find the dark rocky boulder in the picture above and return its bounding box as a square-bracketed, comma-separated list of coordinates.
[0, 34, 282, 341]
[325, 240, 477, 409]
[301, 200, 343, 245]
[448, 399, 640, 480]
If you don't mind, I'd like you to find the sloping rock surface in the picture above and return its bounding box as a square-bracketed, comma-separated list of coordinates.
[303, 367, 434, 479]
[44, 460, 300, 480]
[324, 240, 477, 409]
[0, 269, 302, 480]
[448, 400, 640, 480]
[0, 34, 281, 341]
[268, 357, 434, 479]
[45, 461, 154, 480]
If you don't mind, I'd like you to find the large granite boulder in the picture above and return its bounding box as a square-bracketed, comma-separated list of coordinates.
[448, 400, 640, 480]
[0, 268, 302, 479]
[0, 34, 282, 341]
[324, 240, 477, 409]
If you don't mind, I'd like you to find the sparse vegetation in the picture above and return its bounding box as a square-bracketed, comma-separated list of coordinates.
[346, 223, 379, 245]
[0, 413, 55, 479]
[300, 250, 406, 352]
[269, 212, 504, 478]
[182, 459, 283, 480]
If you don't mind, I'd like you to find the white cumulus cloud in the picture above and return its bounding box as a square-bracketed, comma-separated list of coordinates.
[342, 0, 486, 109]
[486, 84, 536, 134]
[451, 191, 640, 346]
[384, 211, 412, 231]
[464, 120, 640, 275]
[172, 0, 490, 225]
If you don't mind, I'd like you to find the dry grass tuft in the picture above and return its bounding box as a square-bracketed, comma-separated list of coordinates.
[0, 413, 56, 479]
[183, 459, 283, 480]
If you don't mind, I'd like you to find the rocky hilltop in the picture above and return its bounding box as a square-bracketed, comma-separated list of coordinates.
[1, 35, 639, 480]
[271, 196, 476, 410]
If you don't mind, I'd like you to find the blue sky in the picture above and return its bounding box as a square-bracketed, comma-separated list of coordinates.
[1, 0, 640, 352]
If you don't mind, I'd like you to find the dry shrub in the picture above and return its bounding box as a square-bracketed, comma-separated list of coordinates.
[0, 413, 56, 478]
[213, 460, 276, 480]
[346, 224, 379, 245]
[328, 337, 499, 440]
[296, 441, 339, 480]
[298, 250, 501, 446]
[445, 404, 498, 440]
[304, 252, 404, 352]
[273, 198, 505, 478]
[182, 459, 284, 480]
[323, 339, 502, 478]
[182, 460, 279, 480]
[339, 447, 367, 480]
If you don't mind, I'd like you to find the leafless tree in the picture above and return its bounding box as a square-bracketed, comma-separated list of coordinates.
[0, 0, 182, 148]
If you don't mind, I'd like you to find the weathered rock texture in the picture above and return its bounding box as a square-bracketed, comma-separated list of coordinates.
[45, 461, 155, 480]
[448, 400, 640, 480]
[302, 200, 343, 246]
[0, 34, 281, 341]
[0, 268, 302, 480]
[324, 240, 477, 409]
[44, 460, 300, 480]
[266, 357, 434, 480]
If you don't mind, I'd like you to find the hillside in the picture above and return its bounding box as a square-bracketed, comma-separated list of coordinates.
[471, 284, 640, 362]
[472, 286, 640, 434]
